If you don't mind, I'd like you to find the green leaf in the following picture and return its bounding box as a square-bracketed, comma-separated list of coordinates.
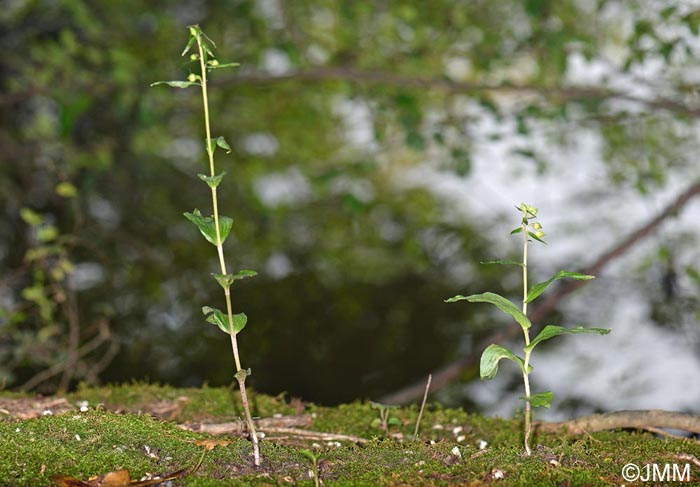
[55, 182, 77, 198]
[465, 292, 532, 330]
[197, 172, 226, 189]
[202, 306, 228, 333]
[520, 391, 553, 408]
[525, 271, 595, 303]
[480, 259, 524, 267]
[20, 208, 43, 226]
[150, 80, 199, 88]
[181, 35, 196, 56]
[202, 306, 247, 334]
[444, 295, 468, 303]
[480, 344, 527, 380]
[184, 209, 233, 246]
[525, 325, 611, 353]
[510, 227, 523, 235]
[212, 270, 257, 289]
[527, 231, 547, 244]
[231, 313, 248, 333]
[215, 136, 231, 153]
[209, 62, 240, 69]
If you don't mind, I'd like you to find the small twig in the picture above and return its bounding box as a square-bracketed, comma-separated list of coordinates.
[412, 374, 431, 442]
[19, 320, 114, 391]
[673, 453, 700, 468]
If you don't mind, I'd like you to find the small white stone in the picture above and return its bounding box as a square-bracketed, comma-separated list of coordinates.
[74, 434, 81, 441]
[450, 446, 461, 458]
[492, 468, 505, 479]
[432, 424, 443, 430]
[15, 427, 20, 433]
[456, 435, 466, 443]
[452, 426, 463, 435]
[256, 432, 266, 439]
[311, 442, 321, 449]
[478, 439, 488, 450]
[273, 413, 282, 418]
[42, 409, 52, 416]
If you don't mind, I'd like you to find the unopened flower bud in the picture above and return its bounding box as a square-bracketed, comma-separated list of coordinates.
[187, 73, 197, 82]
[190, 54, 198, 61]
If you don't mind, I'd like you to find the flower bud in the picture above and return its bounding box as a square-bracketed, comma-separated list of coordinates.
[187, 73, 197, 82]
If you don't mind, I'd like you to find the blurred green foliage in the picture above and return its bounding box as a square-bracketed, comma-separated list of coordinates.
[1, 0, 699, 402]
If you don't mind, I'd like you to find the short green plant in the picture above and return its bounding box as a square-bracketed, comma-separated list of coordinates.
[369, 401, 402, 437]
[300, 449, 323, 487]
[446, 203, 610, 455]
[152, 25, 260, 465]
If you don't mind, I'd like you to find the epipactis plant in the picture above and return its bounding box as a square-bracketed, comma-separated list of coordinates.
[152, 25, 261, 465]
[446, 203, 610, 455]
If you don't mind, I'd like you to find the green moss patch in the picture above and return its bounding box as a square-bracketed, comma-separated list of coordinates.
[2, 384, 699, 486]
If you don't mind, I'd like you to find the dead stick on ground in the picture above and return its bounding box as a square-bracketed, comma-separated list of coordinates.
[381, 181, 700, 405]
[538, 410, 700, 436]
[412, 374, 432, 442]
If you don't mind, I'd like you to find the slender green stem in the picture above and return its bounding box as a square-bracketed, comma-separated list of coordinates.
[521, 219, 533, 456]
[195, 32, 260, 466]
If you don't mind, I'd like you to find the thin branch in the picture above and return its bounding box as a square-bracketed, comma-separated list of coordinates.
[19, 320, 115, 391]
[411, 374, 431, 442]
[218, 67, 700, 118]
[538, 410, 700, 435]
[380, 181, 700, 405]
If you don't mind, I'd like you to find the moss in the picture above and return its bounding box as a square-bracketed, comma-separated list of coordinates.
[2, 384, 700, 486]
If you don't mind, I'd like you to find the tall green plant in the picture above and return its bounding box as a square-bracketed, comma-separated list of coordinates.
[446, 203, 610, 455]
[152, 25, 260, 466]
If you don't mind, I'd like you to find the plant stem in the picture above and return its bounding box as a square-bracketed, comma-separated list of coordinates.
[521, 219, 533, 456]
[196, 33, 260, 466]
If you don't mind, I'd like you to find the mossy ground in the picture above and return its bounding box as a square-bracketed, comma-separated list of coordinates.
[1, 383, 699, 486]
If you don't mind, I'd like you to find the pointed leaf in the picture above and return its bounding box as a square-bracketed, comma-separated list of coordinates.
[525, 271, 595, 303]
[465, 292, 531, 330]
[231, 312, 247, 333]
[480, 259, 524, 267]
[184, 209, 233, 246]
[215, 136, 231, 153]
[233, 269, 258, 280]
[520, 391, 553, 408]
[197, 172, 226, 189]
[510, 227, 523, 235]
[181, 35, 196, 56]
[211, 270, 257, 289]
[525, 325, 611, 353]
[527, 231, 547, 244]
[480, 344, 527, 379]
[444, 295, 468, 303]
[202, 307, 247, 334]
[210, 62, 240, 69]
[150, 80, 199, 88]
[202, 306, 229, 334]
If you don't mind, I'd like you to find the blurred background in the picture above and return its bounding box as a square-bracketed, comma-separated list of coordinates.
[1, 0, 699, 419]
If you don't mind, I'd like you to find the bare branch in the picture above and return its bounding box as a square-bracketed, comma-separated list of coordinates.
[218, 67, 700, 118]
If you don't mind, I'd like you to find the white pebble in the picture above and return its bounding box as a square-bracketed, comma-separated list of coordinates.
[478, 439, 488, 450]
[450, 446, 461, 458]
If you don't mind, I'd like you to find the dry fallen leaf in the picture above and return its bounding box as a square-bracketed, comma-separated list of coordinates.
[194, 438, 232, 450]
[51, 467, 190, 487]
